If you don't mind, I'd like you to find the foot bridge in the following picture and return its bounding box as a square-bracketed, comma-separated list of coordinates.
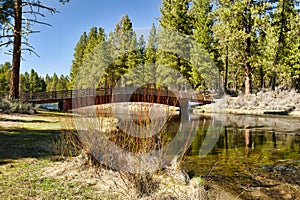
[20, 87, 213, 112]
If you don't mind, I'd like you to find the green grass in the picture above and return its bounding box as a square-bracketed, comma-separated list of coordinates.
[0, 158, 112, 199]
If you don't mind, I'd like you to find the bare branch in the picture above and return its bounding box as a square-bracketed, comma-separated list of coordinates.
[21, 29, 40, 35]
[0, 41, 13, 47]
[22, 18, 52, 26]
[22, 1, 58, 14]
[22, 11, 45, 17]
[21, 48, 40, 57]
[0, 35, 14, 38]
[22, 41, 35, 49]
[4, 52, 13, 57]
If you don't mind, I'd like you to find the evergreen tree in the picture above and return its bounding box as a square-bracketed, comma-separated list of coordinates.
[45, 74, 52, 92]
[158, 0, 193, 90]
[29, 69, 45, 93]
[0, 0, 58, 99]
[124, 34, 147, 86]
[110, 15, 136, 87]
[56, 75, 69, 91]
[70, 27, 106, 89]
[50, 73, 58, 92]
[0, 62, 11, 98]
[190, 0, 213, 50]
[83, 27, 106, 60]
[144, 24, 158, 84]
[159, 0, 193, 35]
[70, 32, 87, 89]
[212, 0, 268, 94]
[145, 24, 157, 65]
[189, 0, 216, 91]
[270, 0, 300, 89]
[19, 72, 30, 94]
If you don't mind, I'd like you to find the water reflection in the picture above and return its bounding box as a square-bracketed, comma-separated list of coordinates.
[183, 113, 300, 198]
[189, 114, 300, 158]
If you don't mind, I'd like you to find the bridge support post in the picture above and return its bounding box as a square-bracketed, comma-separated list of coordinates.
[58, 101, 64, 111]
[179, 99, 191, 121]
[58, 99, 72, 112]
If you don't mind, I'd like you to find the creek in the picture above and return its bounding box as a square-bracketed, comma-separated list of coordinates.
[182, 113, 300, 199]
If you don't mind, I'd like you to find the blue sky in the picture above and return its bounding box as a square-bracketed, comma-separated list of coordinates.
[0, 0, 162, 77]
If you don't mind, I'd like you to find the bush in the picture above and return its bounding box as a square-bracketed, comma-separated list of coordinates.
[54, 103, 202, 198]
[0, 99, 37, 114]
[216, 89, 300, 111]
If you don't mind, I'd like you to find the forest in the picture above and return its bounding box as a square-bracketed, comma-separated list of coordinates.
[69, 0, 300, 95]
[0, 62, 69, 98]
[1, 0, 300, 98]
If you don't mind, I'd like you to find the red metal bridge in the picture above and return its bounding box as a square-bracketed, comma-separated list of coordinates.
[20, 87, 213, 111]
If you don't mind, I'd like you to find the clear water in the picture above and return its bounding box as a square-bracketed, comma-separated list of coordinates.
[180, 113, 300, 198]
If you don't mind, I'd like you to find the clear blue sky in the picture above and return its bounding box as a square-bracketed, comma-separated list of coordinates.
[0, 0, 162, 77]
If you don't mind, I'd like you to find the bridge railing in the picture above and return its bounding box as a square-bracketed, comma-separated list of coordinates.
[21, 90, 73, 101]
[21, 87, 213, 103]
[20, 88, 113, 102]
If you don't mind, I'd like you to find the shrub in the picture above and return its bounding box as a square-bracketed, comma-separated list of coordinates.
[0, 99, 37, 114]
[54, 103, 200, 198]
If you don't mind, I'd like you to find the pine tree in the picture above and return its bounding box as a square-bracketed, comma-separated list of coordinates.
[50, 73, 58, 92]
[70, 26, 106, 89]
[190, 0, 213, 50]
[83, 27, 106, 60]
[109, 15, 136, 87]
[70, 32, 87, 89]
[0, 62, 11, 97]
[144, 24, 158, 85]
[29, 69, 45, 93]
[19, 72, 30, 94]
[45, 74, 52, 92]
[287, 12, 300, 90]
[212, 0, 267, 94]
[159, 0, 193, 35]
[56, 75, 69, 91]
[189, 0, 216, 91]
[0, 0, 58, 99]
[158, 0, 193, 90]
[270, 0, 300, 89]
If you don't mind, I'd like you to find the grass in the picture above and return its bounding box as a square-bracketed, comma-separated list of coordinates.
[0, 111, 116, 199]
[0, 158, 109, 199]
[0, 107, 209, 199]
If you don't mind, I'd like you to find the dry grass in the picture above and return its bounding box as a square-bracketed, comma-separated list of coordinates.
[51, 102, 208, 199]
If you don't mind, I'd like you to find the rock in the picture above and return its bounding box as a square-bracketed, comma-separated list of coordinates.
[187, 178, 207, 199]
[274, 165, 287, 171]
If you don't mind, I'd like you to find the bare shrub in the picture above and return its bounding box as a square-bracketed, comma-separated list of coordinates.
[215, 90, 300, 111]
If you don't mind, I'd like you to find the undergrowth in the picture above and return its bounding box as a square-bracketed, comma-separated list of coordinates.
[0, 99, 37, 114]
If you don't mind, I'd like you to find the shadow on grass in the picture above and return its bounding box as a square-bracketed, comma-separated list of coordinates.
[0, 128, 62, 164]
[0, 117, 56, 123]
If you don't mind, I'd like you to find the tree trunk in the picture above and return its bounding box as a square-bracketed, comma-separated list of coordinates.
[260, 65, 264, 89]
[9, 0, 22, 100]
[272, 0, 286, 91]
[244, 35, 252, 94]
[243, 2, 252, 95]
[224, 45, 229, 92]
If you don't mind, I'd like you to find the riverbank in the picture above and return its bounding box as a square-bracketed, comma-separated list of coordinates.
[194, 90, 300, 117]
[1, 109, 298, 199]
[0, 112, 227, 199]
